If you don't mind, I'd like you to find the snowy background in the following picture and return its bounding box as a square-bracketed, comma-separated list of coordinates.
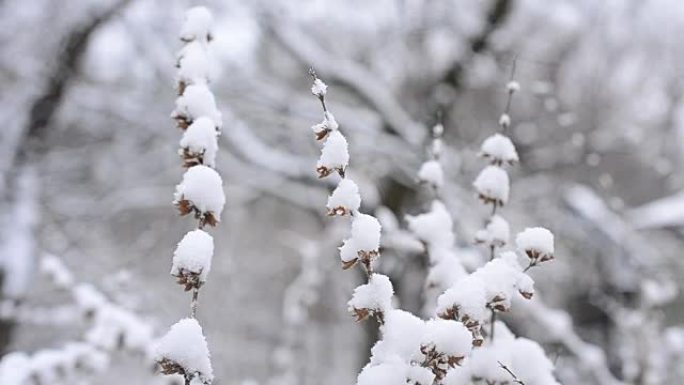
[1, 0, 684, 384]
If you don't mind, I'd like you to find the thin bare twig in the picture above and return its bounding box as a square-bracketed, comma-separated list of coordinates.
[191, 288, 199, 318]
[498, 361, 526, 385]
[503, 54, 519, 117]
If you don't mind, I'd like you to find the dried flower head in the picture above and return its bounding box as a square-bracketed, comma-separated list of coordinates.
[174, 166, 225, 227]
[473, 165, 509, 206]
[479, 133, 518, 166]
[516, 227, 555, 264]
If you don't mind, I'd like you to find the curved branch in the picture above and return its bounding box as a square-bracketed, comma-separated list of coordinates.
[266, 16, 425, 146]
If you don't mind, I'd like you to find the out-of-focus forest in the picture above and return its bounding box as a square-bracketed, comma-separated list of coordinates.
[1, 0, 684, 384]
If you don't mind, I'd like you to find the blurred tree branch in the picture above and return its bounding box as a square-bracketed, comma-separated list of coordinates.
[1, 0, 132, 197]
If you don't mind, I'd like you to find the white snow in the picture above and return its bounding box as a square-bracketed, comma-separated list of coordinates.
[515, 227, 554, 260]
[406, 364, 436, 385]
[327, 178, 361, 216]
[499, 113, 511, 128]
[436, 275, 488, 325]
[405, 200, 454, 250]
[180, 117, 219, 167]
[507, 81, 520, 93]
[510, 338, 559, 385]
[351, 213, 382, 253]
[174, 165, 225, 219]
[357, 359, 435, 385]
[448, 321, 558, 385]
[479, 133, 518, 165]
[422, 319, 472, 358]
[471, 257, 522, 311]
[443, 365, 471, 385]
[62, 342, 109, 372]
[154, 318, 214, 383]
[357, 361, 407, 385]
[473, 166, 509, 205]
[0, 353, 31, 385]
[426, 251, 467, 291]
[431, 137, 443, 158]
[640, 279, 678, 307]
[370, 309, 426, 363]
[433, 123, 444, 137]
[324, 111, 339, 130]
[317, 131, 349, 177]
[516, 273, 535, 299]
[180, 6, 213, 42]
[347, 273, 394, 316]
[173, 83, 222, 128]
[312, 111, 340, 140]
[339, 238, 359, 264]
[417, 160, 444, 188]
[86, 303, 154, 351]
[311, 78, 328, 96]
[474, 215, 510, 247]
[73, 283, 107, 314]
[171, 230, 214, 284]
[469, 341, 513, 383]
[435, 251, 532, 318]
[29, 350, 65, 384]
[40, 254, 74, 289]
[177, 40, 216, 86]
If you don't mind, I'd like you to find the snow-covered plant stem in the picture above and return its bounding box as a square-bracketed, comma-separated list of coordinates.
[308, 67, 379, 294]
[155, 7, 224, 385]
[472, 62, 522, 340]
[425, 65, 560, 385]
[407, 122, 469, 318]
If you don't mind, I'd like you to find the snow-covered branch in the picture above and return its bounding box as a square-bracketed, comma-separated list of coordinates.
[155, 7, 224, 385]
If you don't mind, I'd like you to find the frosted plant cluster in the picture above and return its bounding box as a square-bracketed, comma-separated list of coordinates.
[406, 125, 468, 309]
[327, 178, 361, 216]
[473, 165, 510, 206]
[154, 318, 214, 384]
[474, 215, 510, 249]
[174, 165, 225, 227]
[479, 133, 518, 166]
[316, 130, 349, 178]
[306, 74, 561, 385]
[418, 159, 444, 189]
[428, 75, 559, 385]
[180, 117, 219, 168]
[171, 229, 215, 290]
[156, 7, 224, 385]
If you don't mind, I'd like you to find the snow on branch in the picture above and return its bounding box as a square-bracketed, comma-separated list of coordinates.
[180, 117, 219, 168]
[348, 273, 394, 322]
[420, 63, 561, 385]
[174, 165, 225, 228]
[155, 318, 214, 384]
[171, 229, 214, 291]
